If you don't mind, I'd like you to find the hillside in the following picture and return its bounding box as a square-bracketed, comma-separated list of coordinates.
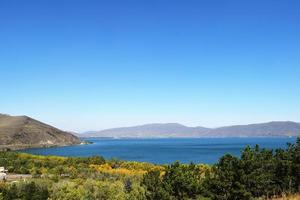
[0, 114, 81, 150]
[83, 123, 210, 138]
[206, 121, 300, 137]
[82, 121, 300, 138]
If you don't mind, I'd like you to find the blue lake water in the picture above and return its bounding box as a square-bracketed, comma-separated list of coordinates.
[21, 137, 297, 164]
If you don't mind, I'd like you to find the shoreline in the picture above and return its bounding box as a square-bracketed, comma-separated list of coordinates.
[0, 140, 91, 151]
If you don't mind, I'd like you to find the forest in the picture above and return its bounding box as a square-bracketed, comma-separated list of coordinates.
[0, 137, 299, 200]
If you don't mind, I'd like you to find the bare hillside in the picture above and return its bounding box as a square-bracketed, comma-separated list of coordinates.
[0, 114, 81, 150]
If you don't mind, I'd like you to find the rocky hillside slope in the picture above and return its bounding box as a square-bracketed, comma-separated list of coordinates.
[0, 114, 81, 150]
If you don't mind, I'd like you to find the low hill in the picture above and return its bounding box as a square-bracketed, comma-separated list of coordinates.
[0, 114, 81, 150]
[82, 121, 300, 138]
[206, 121, 300, 137]
[83, 123, 210, 138]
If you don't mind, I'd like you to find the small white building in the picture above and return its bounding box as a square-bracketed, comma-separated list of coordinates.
[0, 167, 7, 180]
[0, 167, 7, 173]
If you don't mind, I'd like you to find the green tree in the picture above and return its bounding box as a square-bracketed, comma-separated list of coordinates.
[163, 162, 203, 200]
[142, 170, 170, 200]
[207, 154, 251, 200]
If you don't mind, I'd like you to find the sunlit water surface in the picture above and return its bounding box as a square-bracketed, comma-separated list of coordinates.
[21, 137, 297, 164]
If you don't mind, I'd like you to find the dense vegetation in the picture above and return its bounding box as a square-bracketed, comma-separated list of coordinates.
[0, 137, 299, 200]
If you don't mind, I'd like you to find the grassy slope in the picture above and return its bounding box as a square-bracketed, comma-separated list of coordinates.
[271, 194, 300, 200]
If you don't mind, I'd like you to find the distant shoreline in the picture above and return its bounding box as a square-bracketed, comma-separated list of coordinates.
[0, 141, 90, 151]
[1, 136, 296, 151]
[79, 135, 297, 139]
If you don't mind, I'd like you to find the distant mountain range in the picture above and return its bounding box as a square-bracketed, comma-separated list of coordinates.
[0, 114, 81, 150]
[81, 121, 300, 138]
[1, 113, 299, 150]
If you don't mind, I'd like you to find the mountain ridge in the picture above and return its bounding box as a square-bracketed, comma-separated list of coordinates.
[81, 121, 300, 138]
[0, 114, 81, 150]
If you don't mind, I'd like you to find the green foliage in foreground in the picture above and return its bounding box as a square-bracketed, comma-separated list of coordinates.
[0, 137, 299, 200]
[143, 137, 300, 200]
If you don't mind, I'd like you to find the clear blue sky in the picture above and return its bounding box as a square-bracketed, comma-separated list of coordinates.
[0, 0, 300, 132]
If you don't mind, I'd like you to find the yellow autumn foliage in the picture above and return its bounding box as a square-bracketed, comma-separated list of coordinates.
[90, 163, 146, 176]
[90, 161, 164, 176]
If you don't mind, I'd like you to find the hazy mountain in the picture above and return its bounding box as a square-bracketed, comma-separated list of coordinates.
[83, 123, 210, 138]
[82, 121, 300, 138]
[0, 114, 81, 150]
[206, 121, 300, 137]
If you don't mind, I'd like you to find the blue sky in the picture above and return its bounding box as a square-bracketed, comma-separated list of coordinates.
[0, 0, 300, 132]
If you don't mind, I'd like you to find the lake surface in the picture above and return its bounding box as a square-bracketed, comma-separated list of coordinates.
[21, 137, 297, 164]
